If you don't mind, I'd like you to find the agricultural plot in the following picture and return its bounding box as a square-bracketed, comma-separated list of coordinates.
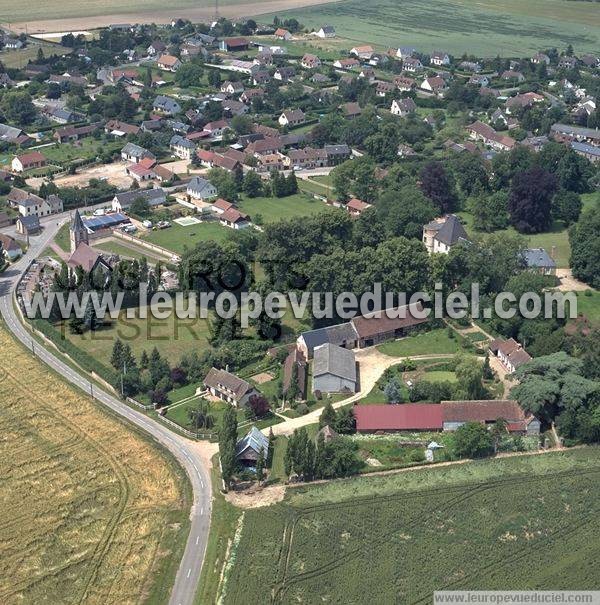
[264, 0, 600, 56]
[224, 448, 600, 604]
[0, 325, 190, 604]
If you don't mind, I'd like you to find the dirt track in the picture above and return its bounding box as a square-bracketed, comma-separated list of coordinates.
[9, 0, 340, 34]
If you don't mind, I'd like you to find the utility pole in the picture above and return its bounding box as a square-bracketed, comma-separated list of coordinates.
[90, 383, 94, 399]
[31, 339, 35, 355]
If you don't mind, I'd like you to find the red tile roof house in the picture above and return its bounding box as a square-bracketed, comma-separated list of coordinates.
[157, 54, 182, 72]
[301, 53, 322, 69]
[274, 28, 292, 40]
[219, 207, 251, 230]
[354, 400, 540, 435]
[345, 198, 372, 217]
[11, 151, 46, 173]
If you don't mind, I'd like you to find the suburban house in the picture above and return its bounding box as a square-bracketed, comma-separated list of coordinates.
[354, 400, 540, 435]
[169, 135, 196, 160]
[376, 81, 394, 96]
[301, 53, 321, 69]
[490, 339, 532, 373]
[111, 188, 166, 212]
[274, 67, 296, 81]
[531, 52, 550, 65]
[12, 151, 46, 173]
[422, 215, 469, 254]
[157, 54, 182, 71]
[147, 40, 167, 56]
[235, 427, 269, 465]
[467, 121, 516, 151]
[187, 176, 217, 201]
[221, 80, 245, 95]
[350, 45, 374, 59]
[501, 70, 525, 82]
[430, 51, 451, 66]
[421, 76, 447, 96]
[315, 25, 336, 38]
[390, 98, 417, 117]
[394, 76, 416, 91]
[121, 142, 156, 163]
[523, 248, 557, 275]
[153, 95, 181, 115]
[219, 207, 251, 230]
[15, 193, 62, 218]
[333, 58, 360, 70]
[340, 102, 362, 120]
[279, 109, 306, 127]
[396, 47, 416, 59]
[402, 57, 423, 72]
[203, 367, 258, 407]
[312, 343, 357, 394]
[219, 37, 249, 52]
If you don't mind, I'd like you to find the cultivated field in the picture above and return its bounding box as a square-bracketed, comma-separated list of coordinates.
[223, 448, 600, 603]
[0, 325, 191, 604]
[263, 0, 600, 56]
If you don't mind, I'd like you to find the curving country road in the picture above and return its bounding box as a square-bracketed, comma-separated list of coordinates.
[0, 219, 211, 605]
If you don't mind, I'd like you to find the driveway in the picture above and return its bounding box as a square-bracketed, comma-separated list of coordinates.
[267, 349, 456, 436]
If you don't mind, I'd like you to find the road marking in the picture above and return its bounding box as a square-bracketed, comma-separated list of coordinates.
[195, 536, 199, 545]
[186, 568, 191, 578]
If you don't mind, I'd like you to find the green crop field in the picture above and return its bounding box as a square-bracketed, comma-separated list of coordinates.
[222, 448, 600, 604]
[263, 0, 600, 56]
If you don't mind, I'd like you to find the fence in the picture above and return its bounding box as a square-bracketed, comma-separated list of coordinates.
[111, 230, 181, 262]
[126, 396, 154, 411]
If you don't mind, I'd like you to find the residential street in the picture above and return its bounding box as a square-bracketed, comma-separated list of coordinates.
[0, 222, 211, 605]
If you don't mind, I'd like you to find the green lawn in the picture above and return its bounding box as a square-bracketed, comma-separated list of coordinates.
[459, 212, 572, 269]
[263, 0, 600, 56]
[93, 240, 164, 262]
[568, 290, 600, 326]
[42, 138, 121, 165]
[298, 179, 330, 198]
[238, 193, 328, 224]
[57, 304, 212, 363]
[378, 328, 461, 357]
[0, 42, 72, 68]
[423, 370, 457, 383]
[54, 222, 71, 252]
[141, 221, 231, 254]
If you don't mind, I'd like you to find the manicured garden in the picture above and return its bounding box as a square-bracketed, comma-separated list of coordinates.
[378, 328, 461, 357]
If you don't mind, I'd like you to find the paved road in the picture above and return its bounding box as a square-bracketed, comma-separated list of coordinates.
[0, 221, 211, 605]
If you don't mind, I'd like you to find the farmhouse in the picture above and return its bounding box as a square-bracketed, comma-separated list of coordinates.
[315, 25, 336, 38]
[235, 427, 269, 465]
[422, 214, 469, 254]
[467, 121, 516, 151]
[350, 45, 374, 59]
[203, 367, 258, 407]
[421, 76, 447, 96]
[354, 400, 540, 434]
[333, 58, 360, 70]
[297, 322, 359, 360]
[312, 343, 357, 394]
[274, 28, 292, 40]
[157, 54, 182, 72]
[489, 339, 532, 373]
[12, 151, 46, 173]
[53, 124, 98, 143]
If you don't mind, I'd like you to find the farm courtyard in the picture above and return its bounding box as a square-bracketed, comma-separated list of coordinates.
[0, 325, 191, 604]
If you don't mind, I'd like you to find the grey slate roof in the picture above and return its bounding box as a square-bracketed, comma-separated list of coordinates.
[434, 214, 469, 246]
[235, 426, 268, 458]
[571, 141, 600, 157]
[300, 322, 358, 354]
[0, 123, 23, 142]
[18, 215, 40, 232]
[153, 95, 181, 114]
[522, 248, 556, 269]
[114, 188, 165, 207]
[313, 343, 356, 382]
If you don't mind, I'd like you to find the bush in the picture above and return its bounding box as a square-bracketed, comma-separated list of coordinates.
[296, 403, 309, 415]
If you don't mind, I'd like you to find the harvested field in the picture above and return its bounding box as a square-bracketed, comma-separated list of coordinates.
[7, 0, 340, 34]
[0, 325, 191, 604]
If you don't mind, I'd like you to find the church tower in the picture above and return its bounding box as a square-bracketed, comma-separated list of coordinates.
[70, 209, 88, 253]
